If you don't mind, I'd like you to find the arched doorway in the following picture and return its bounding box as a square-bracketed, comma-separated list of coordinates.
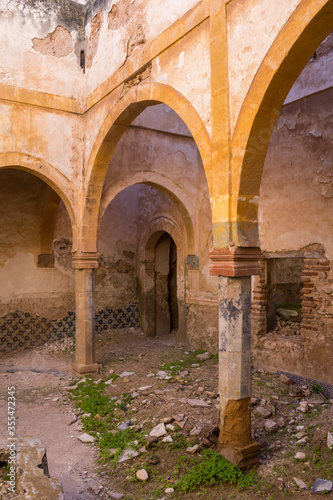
[154, 232, 178, 335]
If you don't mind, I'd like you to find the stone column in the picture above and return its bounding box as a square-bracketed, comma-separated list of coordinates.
[210, 246, 261, 469]
[72, 252, 99, 374]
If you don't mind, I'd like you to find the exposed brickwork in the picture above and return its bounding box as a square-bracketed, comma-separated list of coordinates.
[251, 259, 267, 338]
[300, 257, 332, 337]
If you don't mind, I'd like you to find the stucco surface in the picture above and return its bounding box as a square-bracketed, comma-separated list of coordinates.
[227, 0, 302, 133]
[259, 88, 333, 259]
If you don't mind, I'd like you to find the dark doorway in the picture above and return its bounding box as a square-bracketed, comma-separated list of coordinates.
[154, 232, 178, 335]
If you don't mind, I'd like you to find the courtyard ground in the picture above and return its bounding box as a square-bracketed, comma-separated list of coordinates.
[1, 328, 333, 500]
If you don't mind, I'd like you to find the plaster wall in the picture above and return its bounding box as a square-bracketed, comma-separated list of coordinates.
[254, 86, 333, 384]
[259, 88, 333, 259]
[0, 0, 84, 98]
[84, 0, 203, 96]
[151, 22, 211, 136]
[0, 102, 83, 187]
[227, 0, 302, 133]
[285, 32, 333, 104]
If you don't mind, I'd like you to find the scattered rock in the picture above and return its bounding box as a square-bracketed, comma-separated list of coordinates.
[297, 401, 308, 412]
[187, 399, 210, 407]
[166, 424, 175, 431]
[150, 423, 167, 438]
[296, 436, 308, 445]
[165, 487, 174, 494]
[254, 406, 272, 418]
[175, 419, 187, 429]
[107, 492, 124, 499]
[138, 446, 147, 454]
[196, 352, 211, 361]
[162, 435, 173, 443]
[118, 447, 139, 463]
[276, 417, 286, 428]
[119, 371, 136, 378]
[327, 431, 333, 449]
[279, 374, 290, 383]
[312, 478, 333, 493]
[295, 452, 306, 460]
[156, 371, 168, 379]
[138, 385, 153, 391]
[264, 420, 278, 433]
[186, 444, 200, 453]
[294, 477, 307, 489]
[136, 469, 148, 481]
[162, 417, 174, 424]
[117, 420, 131, 431]
[77, 433, 94, 443]
[190, 427, 201, 436]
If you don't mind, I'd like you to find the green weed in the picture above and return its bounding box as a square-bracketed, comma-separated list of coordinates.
[176, 450, 257, 492]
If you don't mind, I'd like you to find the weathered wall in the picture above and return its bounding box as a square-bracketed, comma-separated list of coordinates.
[253, 41, 333, 383]
[0, 169, 74, 319]
[227, 0, 302, 133]
[0, 0, 84, 98]
[259, 88, 333, 259]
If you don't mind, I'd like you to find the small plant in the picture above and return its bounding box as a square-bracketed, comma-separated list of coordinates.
[176, 450, 257, 492]
[312, 384, 322, 394]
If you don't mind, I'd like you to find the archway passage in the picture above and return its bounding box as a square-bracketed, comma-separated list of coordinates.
[0, 168, 75, 352]
[154, 232, 178, 336]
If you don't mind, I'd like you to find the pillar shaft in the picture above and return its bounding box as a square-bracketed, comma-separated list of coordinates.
[210, 247, 261, 469]
[72, 253, 99, 374]
[218, 277, 257, 456]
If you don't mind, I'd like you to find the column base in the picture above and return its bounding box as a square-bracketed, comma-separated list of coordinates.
[218, 440, 260, 470]
[72, 362, 99, 374]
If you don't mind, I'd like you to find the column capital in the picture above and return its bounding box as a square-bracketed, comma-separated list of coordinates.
[72, 252, 99, 269]
[209, 246, 261, 277]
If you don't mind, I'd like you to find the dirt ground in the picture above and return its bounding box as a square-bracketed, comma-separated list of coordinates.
[1, 329, 333, 500]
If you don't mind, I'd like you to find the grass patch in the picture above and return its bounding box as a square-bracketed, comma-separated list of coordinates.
[176, 450, 257, 492]
[69, 376, 145, 463]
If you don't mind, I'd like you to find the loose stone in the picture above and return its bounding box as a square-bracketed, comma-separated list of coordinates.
[150, 423, 167, 437]
[264, 420, 278, 433]
[254, 406, 272, 418]
[196, 352, 211, 361]
[312, 479, 333, 493]
[136, 469, 148, 481]
[77, 433, 94, 443]
[187, 398, 210, 407]
[294, 477, 307, 489]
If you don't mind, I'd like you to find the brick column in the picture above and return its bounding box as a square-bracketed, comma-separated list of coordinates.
[300, 257, 330, 335]
[210, 247, 261, 469]
[72, 252, 99, 374]
[251, 259, 267, 340]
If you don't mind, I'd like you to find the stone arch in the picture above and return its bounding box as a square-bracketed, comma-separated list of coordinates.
[137, 216, 186, 343]
[232, 0, 333, 247]
[99, 171, 196, 254]
[82, 82, 212, 253]
[0, 153, 78, 248]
